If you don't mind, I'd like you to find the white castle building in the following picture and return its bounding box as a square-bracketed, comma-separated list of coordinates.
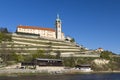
[17, 15, 65, 40]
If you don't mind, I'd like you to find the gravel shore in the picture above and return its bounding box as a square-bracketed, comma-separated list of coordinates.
[0, 68, 119, 76]
[0, 68, 66, 75]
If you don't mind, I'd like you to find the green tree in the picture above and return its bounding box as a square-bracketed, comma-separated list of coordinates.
[46, 42, 52, 54]
[0, 27, 8, 33]
[63, 54, 75, 67]
[100, 51, 113, 60]
[32, 50, 45, 59]
[70, 38, 75, 43]
[0, 42, 9, 62]
[10, 53, 24, 62]
[55, 50, 61, 59]
[0, 33, 11, 42]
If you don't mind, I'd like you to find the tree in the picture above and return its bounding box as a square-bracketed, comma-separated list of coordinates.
[46, 42, 52, 54]
[0, 27, 8, 33]
[0, 33, 12, 42]
[10, 53, 24, 62]
[63, 54, 76, 67]
[70, 38, 75, 43]
[0, 42, 9, 62]
[32, 50, 45, 59]
[55, 50, 61, 59]
[100, 51, 113, 60]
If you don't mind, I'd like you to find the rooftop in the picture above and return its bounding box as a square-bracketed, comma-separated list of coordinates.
[18, 25, 55, 32]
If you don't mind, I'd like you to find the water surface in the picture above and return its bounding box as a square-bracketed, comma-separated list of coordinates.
[0, 73, 120, 80]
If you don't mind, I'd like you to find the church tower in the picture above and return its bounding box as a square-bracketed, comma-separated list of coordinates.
[55, 14, 62, 40]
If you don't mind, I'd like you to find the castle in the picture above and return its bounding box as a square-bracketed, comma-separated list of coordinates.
[17, 15, 65, 40]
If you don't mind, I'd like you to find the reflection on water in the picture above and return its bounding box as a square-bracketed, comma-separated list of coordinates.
[0, 73, 120, 80]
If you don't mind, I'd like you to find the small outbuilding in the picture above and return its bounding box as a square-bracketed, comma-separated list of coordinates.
[21, 58, 64, 72]
[34, 58, 63, 66]
[21, 58, 63, 68]
[75, 64, 92, 72]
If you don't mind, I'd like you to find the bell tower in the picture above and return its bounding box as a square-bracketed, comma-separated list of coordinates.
[55, 14, 62, 39]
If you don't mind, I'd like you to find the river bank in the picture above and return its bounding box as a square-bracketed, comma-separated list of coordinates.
[0, 68, 120, 76]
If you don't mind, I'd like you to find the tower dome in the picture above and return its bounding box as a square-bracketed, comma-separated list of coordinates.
[56, 14, 61, 22]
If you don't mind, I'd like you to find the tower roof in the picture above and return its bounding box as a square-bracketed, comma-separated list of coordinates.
[56, 14, 61, 22]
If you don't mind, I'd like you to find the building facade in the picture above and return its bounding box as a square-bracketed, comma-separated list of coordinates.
[17, 15, 65, 40]
[96, 48, 104, 52]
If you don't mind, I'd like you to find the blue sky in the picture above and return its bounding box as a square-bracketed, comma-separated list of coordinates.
[0, 0, 120, 54]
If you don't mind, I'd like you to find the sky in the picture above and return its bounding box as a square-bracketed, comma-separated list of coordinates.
[0, 0, 120, 54]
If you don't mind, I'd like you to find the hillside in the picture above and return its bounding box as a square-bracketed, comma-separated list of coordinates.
[0, 32, 120, 71]
[0, 33, 100, 57]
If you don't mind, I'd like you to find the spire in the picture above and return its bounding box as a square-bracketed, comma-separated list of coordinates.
[57, 14, 59, 20]
[56, 14, 61, 22]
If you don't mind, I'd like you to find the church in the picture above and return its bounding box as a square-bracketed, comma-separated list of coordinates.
[16, 15, 65, 40]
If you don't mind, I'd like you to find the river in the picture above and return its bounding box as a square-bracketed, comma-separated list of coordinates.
[0, 73, 120, 80]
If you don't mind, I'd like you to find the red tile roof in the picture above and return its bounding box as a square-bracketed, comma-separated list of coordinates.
[17, 25, 55, 32]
